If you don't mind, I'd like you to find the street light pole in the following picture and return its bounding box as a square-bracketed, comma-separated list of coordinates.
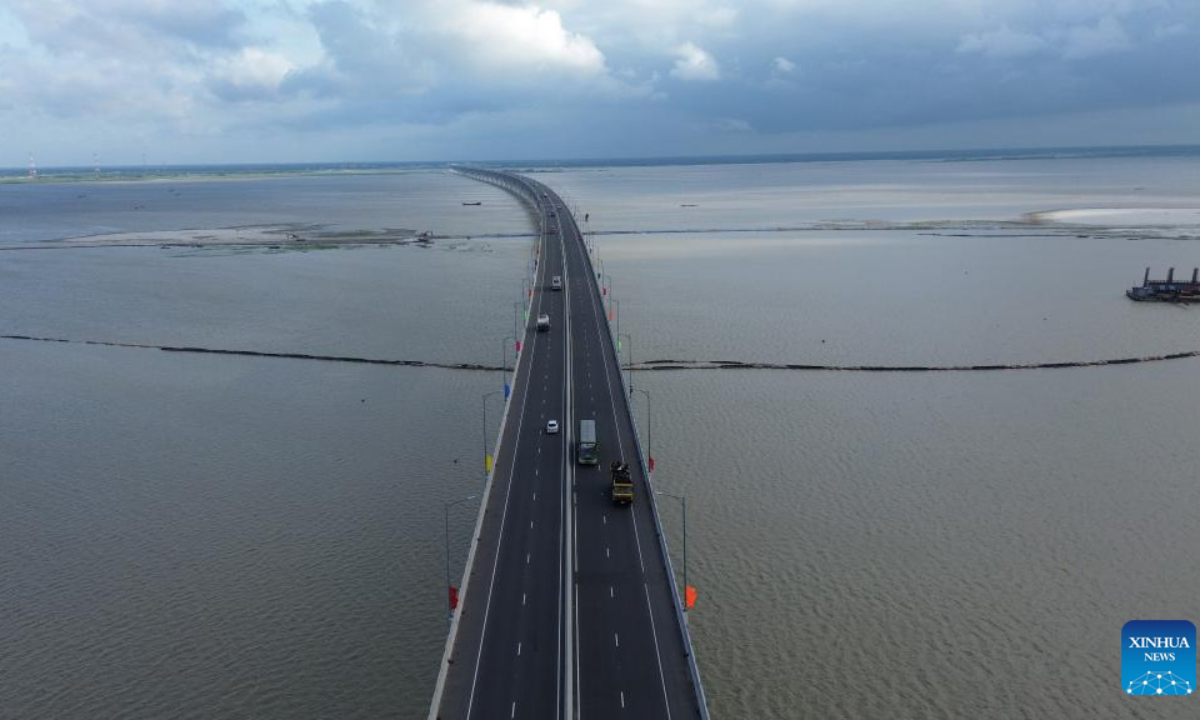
[619, 333, 633, 392]
[611, 299, 620, 344]
[502, 336, 515, 398]
[656, 490, 687, 611]
[632, 388, 651, 473]
[482, 390, 503, 482]
[444, 495, 478, 629]
[514, 302, 524, 351]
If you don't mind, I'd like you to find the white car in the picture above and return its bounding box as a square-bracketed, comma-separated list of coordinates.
[546, 420, 559, 434]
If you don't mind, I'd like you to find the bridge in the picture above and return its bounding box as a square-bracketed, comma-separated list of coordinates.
[429, 169, 708, 719]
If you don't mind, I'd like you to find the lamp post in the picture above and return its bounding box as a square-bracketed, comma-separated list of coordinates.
[631, 388, 651, 474]
[611, 299, 620, 344]
[502, 336, 515, 398]
[514, 302, 524, 352]
[444, 495, 478, 628]
[619, 333, 633, 392]
[655, 491, 687, 610]
[482, 390, 503, 482]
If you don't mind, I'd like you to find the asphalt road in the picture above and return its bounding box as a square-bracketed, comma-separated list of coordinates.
[433, 171, 703, 720]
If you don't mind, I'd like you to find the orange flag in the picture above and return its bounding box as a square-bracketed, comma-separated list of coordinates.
[685, 585, 697, 610]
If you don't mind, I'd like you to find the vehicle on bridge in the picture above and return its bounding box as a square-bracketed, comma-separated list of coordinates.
[578, 419, 599, 465]
[551, 275, 562, 291]
[610, 460, 633, 505]
[537, 313, 550, 331]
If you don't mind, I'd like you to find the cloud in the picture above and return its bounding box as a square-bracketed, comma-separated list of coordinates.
[452, 2, 607, 76]
[1062, 16, 1133, 60]
[713, 117, 752, 132]
[6, 0, 246, 57]
[671, 42, 720, 81]
[210, 47, 296, 102]
[1153, 22, 1188, 39]
[4, 0, 1200, 164]
[957, 25, 1048, 60]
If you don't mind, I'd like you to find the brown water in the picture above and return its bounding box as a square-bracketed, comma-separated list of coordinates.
[3, 156, 1200, 718]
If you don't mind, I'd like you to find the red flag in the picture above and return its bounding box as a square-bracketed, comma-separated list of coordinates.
[602, 286, 607, 296]
[515, 340, 522, 353]
[685, 585, 697, 610]
[648, 457, 655, 472]
[449, 586, 459, 611]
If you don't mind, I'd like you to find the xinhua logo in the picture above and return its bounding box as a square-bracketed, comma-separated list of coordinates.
[1122, 620, 1196, 696]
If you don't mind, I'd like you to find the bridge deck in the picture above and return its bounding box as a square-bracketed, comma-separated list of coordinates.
[431, 169, 706, 720]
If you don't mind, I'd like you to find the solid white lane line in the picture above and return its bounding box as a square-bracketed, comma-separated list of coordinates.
[629, 508, 647, 575]
[642, 583, 672, 720]
[574, 580, 581, 719]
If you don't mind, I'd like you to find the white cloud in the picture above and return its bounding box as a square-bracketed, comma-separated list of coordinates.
[453, 2, 607, 75]
[1062, 16, 1132, 60]
[213, 47, 295, 92]
[670, 42, 720, 81]
[957, 25, 1047, 60]
[773, 56, 796, 72]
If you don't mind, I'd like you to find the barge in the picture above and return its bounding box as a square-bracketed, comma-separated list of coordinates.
[1127, 267, 1200, 302]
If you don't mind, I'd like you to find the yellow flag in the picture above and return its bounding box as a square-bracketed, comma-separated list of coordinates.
[486, 454, 493, 473]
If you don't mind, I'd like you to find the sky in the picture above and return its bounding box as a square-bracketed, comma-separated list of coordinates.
[1, 0, 1199, 165]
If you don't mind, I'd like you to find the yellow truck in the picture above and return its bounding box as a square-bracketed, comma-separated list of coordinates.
[610, 460, 633, 506]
